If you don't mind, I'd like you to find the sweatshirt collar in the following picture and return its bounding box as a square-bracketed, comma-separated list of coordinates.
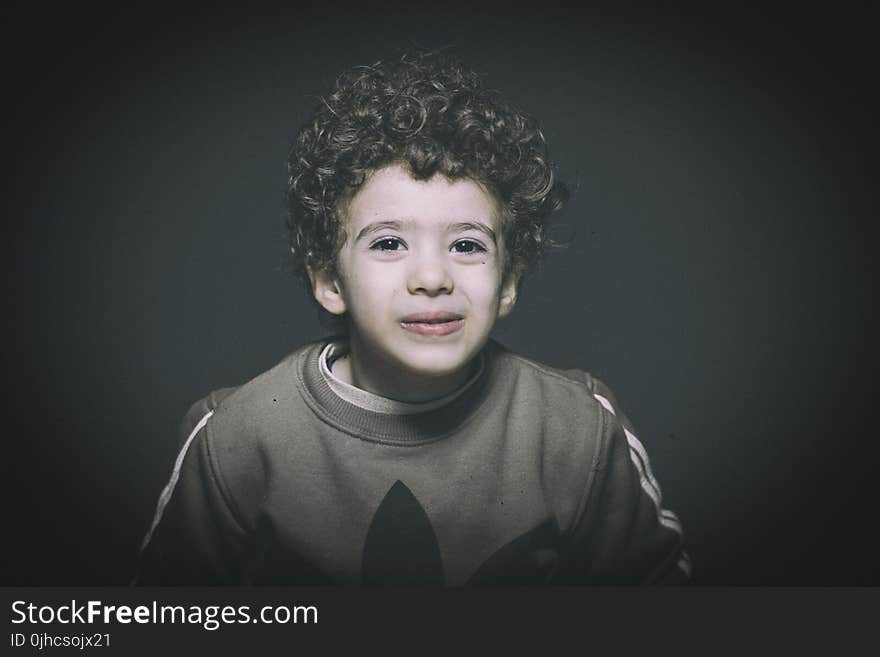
[318, 340, 486, 416]
[297, 339, 499, 446]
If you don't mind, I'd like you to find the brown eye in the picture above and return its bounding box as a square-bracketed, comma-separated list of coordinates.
[451, 239, 486, 254]
[370, 237, 406, 251]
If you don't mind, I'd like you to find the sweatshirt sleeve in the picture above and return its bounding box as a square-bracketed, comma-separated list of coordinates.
[560, 378, 691, 585]
[134, 390, 247, 585]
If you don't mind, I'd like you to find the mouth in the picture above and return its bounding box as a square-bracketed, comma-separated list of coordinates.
[399, 312, 465, 337]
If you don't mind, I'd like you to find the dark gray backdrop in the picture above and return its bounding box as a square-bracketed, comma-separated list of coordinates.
[4, 5, 877, 584]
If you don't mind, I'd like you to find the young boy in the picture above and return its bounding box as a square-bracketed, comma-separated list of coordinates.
[136, 53, 690, 585]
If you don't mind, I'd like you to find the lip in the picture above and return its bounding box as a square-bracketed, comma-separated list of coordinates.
[399, 311, 465, 337]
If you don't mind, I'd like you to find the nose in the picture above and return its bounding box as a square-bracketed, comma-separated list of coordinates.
[406, 252, 453, 296]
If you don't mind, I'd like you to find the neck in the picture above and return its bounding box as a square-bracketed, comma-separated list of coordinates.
[333, 343, 473, 404]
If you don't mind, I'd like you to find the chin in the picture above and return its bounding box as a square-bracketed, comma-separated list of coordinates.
[395, 342, 476, 379]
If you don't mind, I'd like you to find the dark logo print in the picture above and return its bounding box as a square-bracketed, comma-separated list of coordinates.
[465, 518, 558, 585]
[362, 480, 559, 586]
[362, 481, 445, 586]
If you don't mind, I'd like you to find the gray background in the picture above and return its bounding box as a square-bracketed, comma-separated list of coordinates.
[4, 5, 876, 584]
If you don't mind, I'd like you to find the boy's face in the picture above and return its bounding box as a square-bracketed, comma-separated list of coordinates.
[311, 164, 518, 398]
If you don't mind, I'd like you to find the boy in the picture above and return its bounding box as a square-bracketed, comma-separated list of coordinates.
[136, 53, 690, 585]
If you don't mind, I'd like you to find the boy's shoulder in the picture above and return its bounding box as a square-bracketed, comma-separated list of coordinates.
[490, 341, 620, 411]
[497, 345, 640, 447]
[479, 342, 636, 463]
[175, 341, 321, 445]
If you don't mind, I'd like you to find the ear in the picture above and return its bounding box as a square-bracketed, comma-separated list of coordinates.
[308, 266, 347, 315]
[497, 272, 520, 319]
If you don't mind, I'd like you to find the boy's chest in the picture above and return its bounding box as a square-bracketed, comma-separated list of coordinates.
[246, 438, 566, 586]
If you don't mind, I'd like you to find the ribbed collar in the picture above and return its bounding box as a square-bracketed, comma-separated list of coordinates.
[318, 340, 486, 415]
[295, 339, 502, 446]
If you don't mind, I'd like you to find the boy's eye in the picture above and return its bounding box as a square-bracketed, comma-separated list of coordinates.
[450, 239, 486, 254]
[369, 237, 406, 251]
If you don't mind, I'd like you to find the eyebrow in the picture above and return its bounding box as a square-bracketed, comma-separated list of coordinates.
[355, 220, 497, 243]
[449, 221, 497, 243]
[356, 221, 406, 242]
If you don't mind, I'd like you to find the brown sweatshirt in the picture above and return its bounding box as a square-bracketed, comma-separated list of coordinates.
[136, 339, 689, 585]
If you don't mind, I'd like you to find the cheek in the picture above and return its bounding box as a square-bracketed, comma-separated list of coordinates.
[345, 263, 398, 307]
[465, 269, 504, 308]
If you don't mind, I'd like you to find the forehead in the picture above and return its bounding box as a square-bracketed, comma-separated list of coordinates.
[344, 164, 500, 230]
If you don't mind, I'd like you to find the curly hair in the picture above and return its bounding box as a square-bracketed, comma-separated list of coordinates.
[286, 51, 568, 286]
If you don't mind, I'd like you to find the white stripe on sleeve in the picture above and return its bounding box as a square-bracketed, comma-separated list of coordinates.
[593, 392, 682, 536]
[677, 550, 693, 577]
[138, 409, 214, 554]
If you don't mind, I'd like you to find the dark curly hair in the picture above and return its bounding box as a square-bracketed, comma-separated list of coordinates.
[286, 51, 568, 287]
